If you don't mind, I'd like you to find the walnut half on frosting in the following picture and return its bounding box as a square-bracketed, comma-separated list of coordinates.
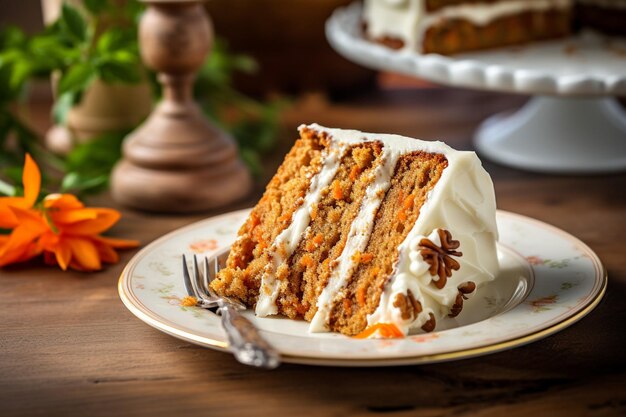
[392, 289, 422, 321]
[419, 229, 463, 289]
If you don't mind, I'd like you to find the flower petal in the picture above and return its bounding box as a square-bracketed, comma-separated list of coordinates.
[38, 231, 59, 252]
[66, 237, 101, 271]
[94, 241, 119, 264]
[60, 209, 121, 235]
[0, 204, 19, 228]
[44, 194, 84, 210]
[0, 241, 41, 267]
[54, 239, 72, 271]
[51, 208, 99, 225]
[22, 154, 41, 208]
[0, 208, 48, 258]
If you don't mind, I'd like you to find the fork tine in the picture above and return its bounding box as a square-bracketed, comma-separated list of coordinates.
[203, 257, 212, 287]
[182, 254, 198, 298]
[191, 255, 209, 299]
[204, 257, 218, 297]
[205, 257, 217, 283]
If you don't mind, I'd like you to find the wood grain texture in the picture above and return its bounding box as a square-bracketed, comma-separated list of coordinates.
[1, 88, 625, 417]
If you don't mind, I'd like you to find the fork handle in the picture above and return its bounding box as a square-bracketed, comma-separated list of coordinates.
[218, 304, 281, 369]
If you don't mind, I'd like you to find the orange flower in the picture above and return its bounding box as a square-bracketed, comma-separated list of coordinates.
[0, 154, 139, 271]
[0, 154, 40, 229]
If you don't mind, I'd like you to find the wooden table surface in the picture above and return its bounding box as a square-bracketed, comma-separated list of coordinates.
[1, 88, 625, 417]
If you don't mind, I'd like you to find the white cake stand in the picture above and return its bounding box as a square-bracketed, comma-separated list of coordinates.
[326, 3, 626, 173]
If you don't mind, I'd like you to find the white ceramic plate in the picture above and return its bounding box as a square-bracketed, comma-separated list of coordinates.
[118, 209, 606, 367]
[326, 3, 626, 96]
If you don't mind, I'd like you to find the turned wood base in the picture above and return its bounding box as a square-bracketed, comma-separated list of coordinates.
[111, 101, 252, 213]
[111, 156, 251, 213]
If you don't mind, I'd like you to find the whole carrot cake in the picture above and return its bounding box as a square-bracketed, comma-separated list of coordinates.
[210, 124, 499, 337]
[362, 0, 625, 56]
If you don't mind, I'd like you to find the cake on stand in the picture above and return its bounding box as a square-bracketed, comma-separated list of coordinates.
[326, 3, 626, 174]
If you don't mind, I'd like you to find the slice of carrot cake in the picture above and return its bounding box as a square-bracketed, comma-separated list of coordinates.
[210, 124, 499, 338]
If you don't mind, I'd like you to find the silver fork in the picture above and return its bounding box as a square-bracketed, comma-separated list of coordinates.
[182, 248, 280, 369]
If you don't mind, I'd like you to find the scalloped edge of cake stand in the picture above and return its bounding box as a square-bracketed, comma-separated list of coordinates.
[325, 2, 626, 97]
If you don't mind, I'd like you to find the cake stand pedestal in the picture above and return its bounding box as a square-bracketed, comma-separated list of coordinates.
[326, 3, 626, 174]
[476, 96, 626, 173]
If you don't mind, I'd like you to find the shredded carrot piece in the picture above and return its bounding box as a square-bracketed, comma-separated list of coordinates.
[300, 254, 314, 268]
[278, 212, 291, 223]
[249, 212, 261, 228]
[332, 180, 343, 200]
[360, 253, 374, 263]
[397, 190, 404, 204]
[397, 210, 407, 222]
[349, 166, 361, 181]
[310, 206, 318, 220]
[402, 194, 415, 210]
[343, 298, 352, 315]
[357, 286, 367, 307]
[253, 226, 264, 243]
[296, 303, 308, 316]
[306, 234, 324, 251]
[322, 258, 331, 271]
[353, 323, 404, 339]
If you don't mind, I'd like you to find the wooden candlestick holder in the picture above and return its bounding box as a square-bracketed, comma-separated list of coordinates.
[111, 0, 251, 213]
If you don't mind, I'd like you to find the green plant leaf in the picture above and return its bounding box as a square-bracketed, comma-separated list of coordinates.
[96, 31, 130, 55]
[52, 91, 78, 124]
[60, 130, 127, 195]
[97, 59, 141, 84]
[0, 26, 27, 49]
[60, 3, 87, 43]
[2, 165, 23, 186]
[61, 171, 108, 193]
[83, 0, 107, 15]
[230, 55, 258, 74]
[8, 60, 32, 92]
[29, 36, 74, 70]
[58, 62, 95, 95]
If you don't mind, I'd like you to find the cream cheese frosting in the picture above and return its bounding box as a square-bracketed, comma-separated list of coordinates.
[257, 124, 499, 336]
[363, 0, 573, 52]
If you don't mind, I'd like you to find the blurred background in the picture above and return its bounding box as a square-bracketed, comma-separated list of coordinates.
[2, 0, 623, 202]
[0, 0, 455, 202]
